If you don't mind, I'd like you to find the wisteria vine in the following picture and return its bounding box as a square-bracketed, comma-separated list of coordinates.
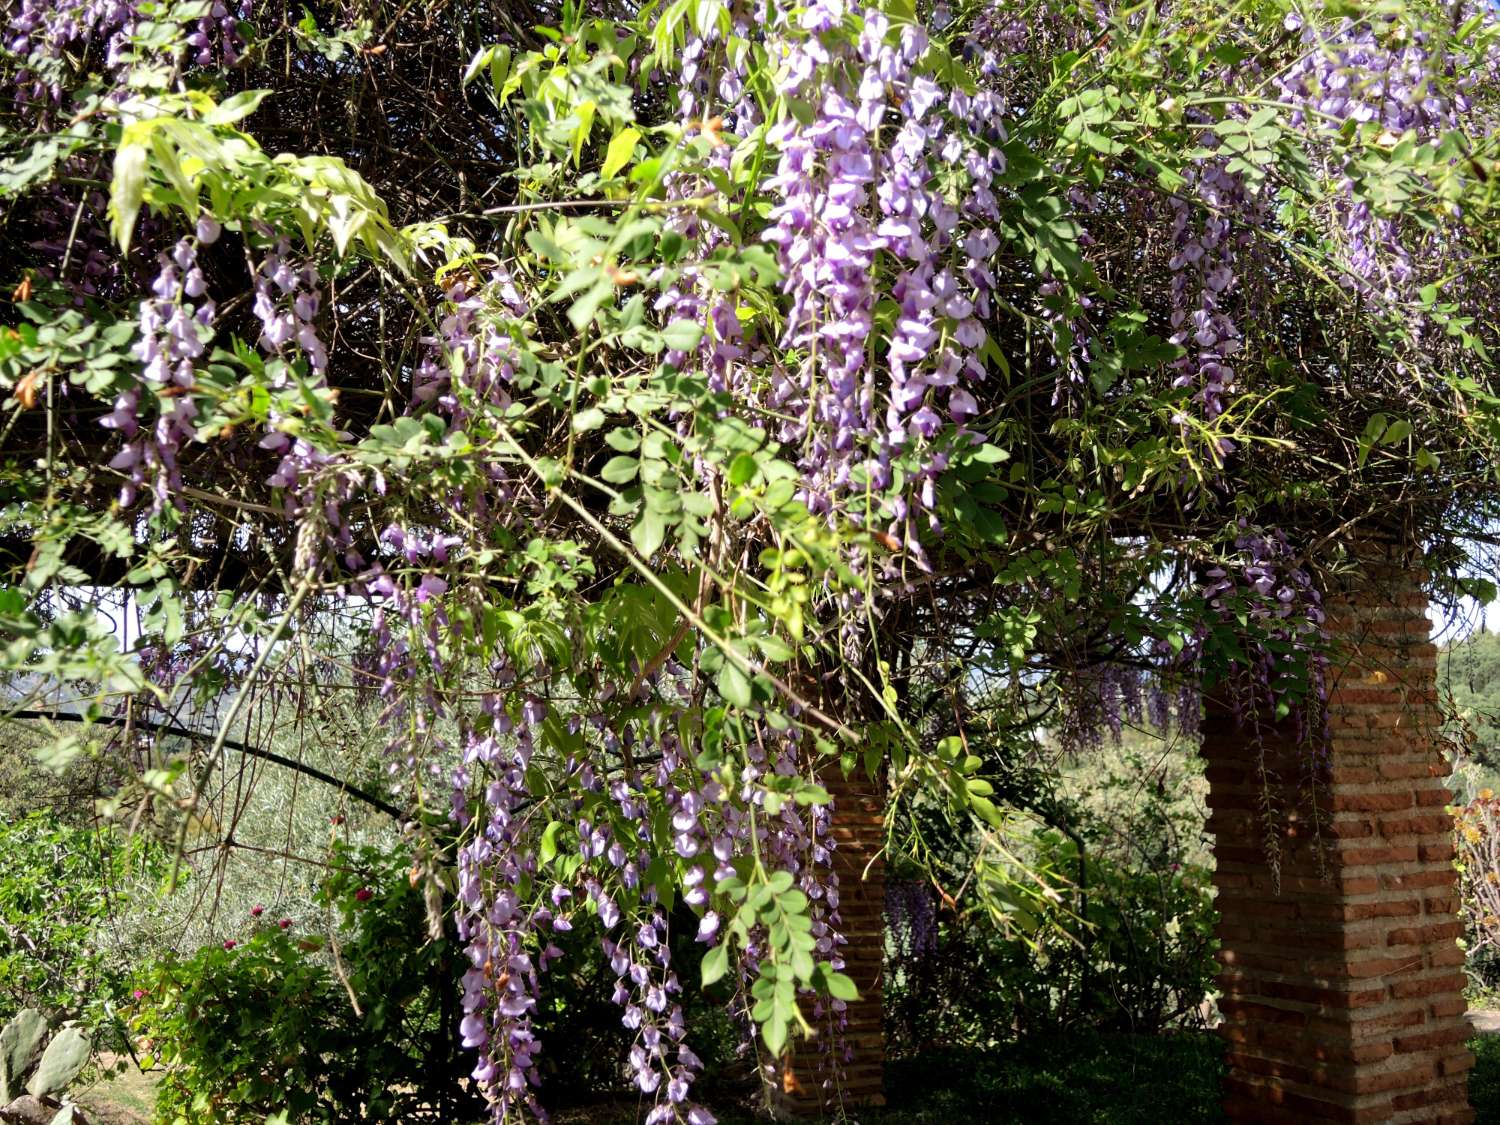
[4, 2, 1500, 1123]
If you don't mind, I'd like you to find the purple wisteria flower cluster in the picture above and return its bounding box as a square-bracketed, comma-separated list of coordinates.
[246, 239, 361, 534]
[8, 0, 249, 111]
[1060, 659, 1202, 758]
[760, 4, 1006, 559]
[441, 673, 737, 1122]
[1201, 524, 1330, 753]
[1274, 9, 1491, 305]
[885, 877, 937, 985]
[454, 719, 551, 1120]
[1166, 152, 1260, 440]
[103, 223, 218, 509]
[252, 241, 328, 376]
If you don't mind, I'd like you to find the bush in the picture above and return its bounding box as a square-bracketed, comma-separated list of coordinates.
[0, 811, 163, 1036]
[128, 841, 746, 1122]
[996, 829, 1215, 1034]
[1455, 792, 1500, 996]
[873, 1033, 1226, 1124]
[129, 841, 482, 1124]
[886, 734, 1218, 1050]
[887, 832, 1217, 1048]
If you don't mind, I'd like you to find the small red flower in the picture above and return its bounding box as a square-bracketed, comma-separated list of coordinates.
[250, 904, 264, 917]
[278, 917, 293, 929]
[223, 940, 237, 950]
[354, 887, 373, 903]
[132, 989, 146, 1001]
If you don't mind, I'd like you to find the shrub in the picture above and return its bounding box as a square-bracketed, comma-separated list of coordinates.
[129, 841, 482, 1124]
[128, 841, 745, 1122]
[1454, 791, 1500, 994]
[887, 832, 1217, 1049]
[886, 736, 1218, 1050]
[0, 812, 163, 1036]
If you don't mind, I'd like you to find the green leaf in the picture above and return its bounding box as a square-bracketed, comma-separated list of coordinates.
[728, 452, 757, 487]
[661, 320, 703, 351]
[110, 143, 147, 252]
[1380, 418, 1411, 446]
[568, 278, 614, 330]
[202, 89, 273, 125]
[604, 428, 640, 452]
[701, 943, 729, 987]
[824, 971, 858, 1001]
[572, 407, 606, 433]
[601, 456, 640, 484]
[631, 509, 667, 558]
[539, 820, 564, 864]
[602, 127, 642, 178]
[1357, 413, 1388, 468]
[762, 1012, 787, 1055]
[717, 661, 752, 708]
[33, 736, 84, 775]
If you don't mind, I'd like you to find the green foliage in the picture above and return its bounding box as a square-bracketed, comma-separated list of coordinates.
[888, 733, 1217, 1047]
[706, 1035, 1229, 1125]
[1470, 1034, 1500, 1123]
[526, 907, 742, 1104]
[869, 1035, 1226, 1125]
[129, 841, 479, 1125]
[1443, 629, 1500, 777]
[0, 813, 164, 1035]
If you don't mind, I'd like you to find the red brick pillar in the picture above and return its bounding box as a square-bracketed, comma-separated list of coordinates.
[769, 766, 886, 1115]
[1204, 554, 1473, 1122]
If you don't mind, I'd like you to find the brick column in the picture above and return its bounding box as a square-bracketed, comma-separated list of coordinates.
[769, 766, 886, 1115]
[1204, 555, 1473, 1122]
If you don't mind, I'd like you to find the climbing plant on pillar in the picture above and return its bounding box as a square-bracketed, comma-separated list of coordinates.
[2, 1, 1500, 1121]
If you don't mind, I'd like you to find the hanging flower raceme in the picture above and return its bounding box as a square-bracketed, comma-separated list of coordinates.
[1166, 149, 1260, 438]
[9, 0, 250, 112]
[759, 5, 1008, 559]
[1201, 525, 1330, 752]
[455, 719, 550, 1119]
[1273, 9, 1496, 306]
[102, 223, 219, 508]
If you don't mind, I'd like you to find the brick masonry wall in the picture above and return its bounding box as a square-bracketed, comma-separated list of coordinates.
[769, 766, 886, 1116]
[1205, 555, 1473, 1122]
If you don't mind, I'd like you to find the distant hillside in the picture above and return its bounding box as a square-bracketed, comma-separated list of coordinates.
[1441, 629, 1500, 771]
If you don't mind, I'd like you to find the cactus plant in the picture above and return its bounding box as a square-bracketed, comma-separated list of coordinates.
[0, 1012, 91, 1123]
[24, 1029, 89, 1101]
[0, 1010, 48, 1104]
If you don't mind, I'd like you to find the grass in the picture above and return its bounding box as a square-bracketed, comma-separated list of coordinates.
[862, 1033, 1225, 1124]
[704, 1032, 1226, 1124]
[74, 1031, 1500, 1123]
[74, 1056, 160, 1124]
